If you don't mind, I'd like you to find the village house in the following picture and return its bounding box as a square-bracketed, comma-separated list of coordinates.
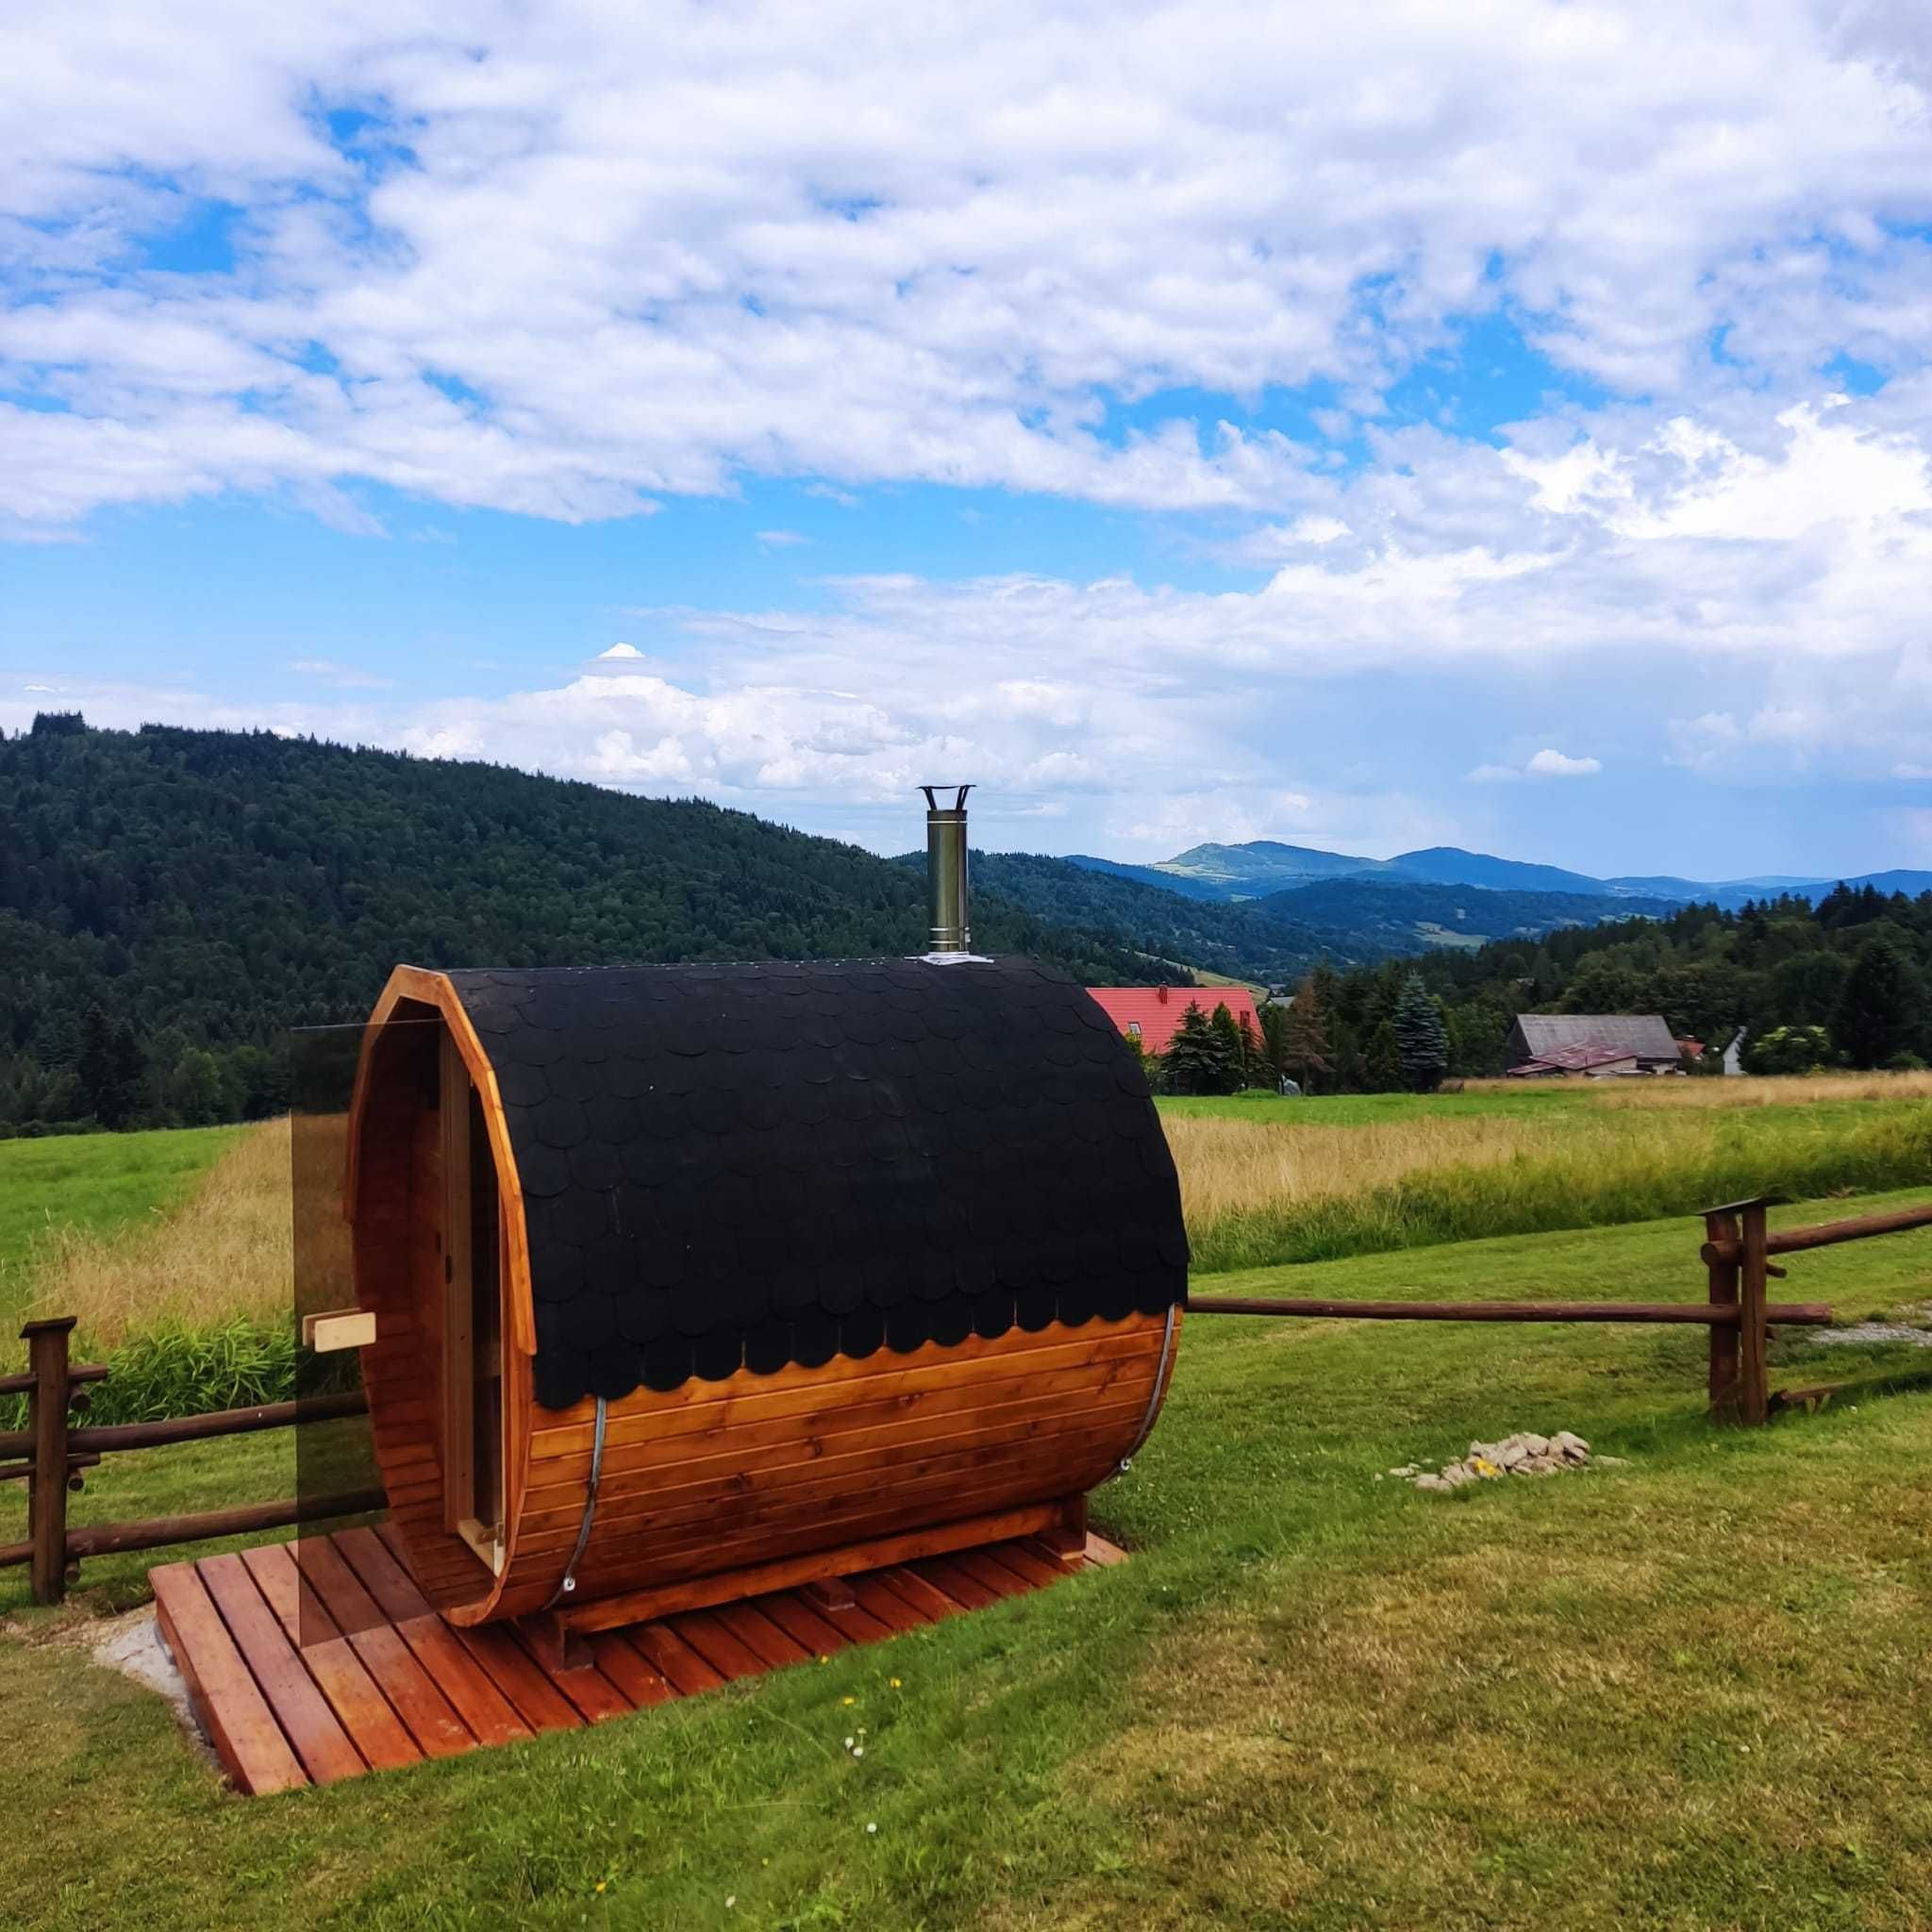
[1505, 1012, 1684, 1077]
[1086, 983, 1265, 1058]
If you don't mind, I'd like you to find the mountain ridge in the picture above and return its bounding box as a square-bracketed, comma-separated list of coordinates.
[1067, 839, 1932, 909]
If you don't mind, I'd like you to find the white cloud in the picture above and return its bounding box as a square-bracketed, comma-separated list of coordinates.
[1469, 750, 1602, 782]
[595, 642, 645, 660]
[756, 529, 808, 548]
[2, 2, 1930, 533]
[1525, 749, 1603, 777]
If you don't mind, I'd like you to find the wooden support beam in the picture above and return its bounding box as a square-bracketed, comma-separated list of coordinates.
[1705, 1207, 1741, 1421]
[550, 1499, 1065, 1636]
[1739, 1201, 1771, 1427]
[22, 1317, 75, 1607]
[1038, 1494, 1089, 1569]
[518, 1611, 596, 1674]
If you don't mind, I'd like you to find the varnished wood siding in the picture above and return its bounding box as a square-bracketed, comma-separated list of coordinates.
[470, 1313, 1176, 1621]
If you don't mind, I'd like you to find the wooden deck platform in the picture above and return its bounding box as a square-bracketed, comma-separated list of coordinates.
[150, 1521, 1124, 1795]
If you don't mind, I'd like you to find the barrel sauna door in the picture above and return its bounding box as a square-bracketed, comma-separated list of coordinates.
[437, 1030, 505, 1574]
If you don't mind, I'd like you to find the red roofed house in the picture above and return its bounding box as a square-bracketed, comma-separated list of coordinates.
[1087, 984, 1265, 1058]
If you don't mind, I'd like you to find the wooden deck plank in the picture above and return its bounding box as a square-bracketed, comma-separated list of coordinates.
[506, 1627, 632, 1724]
[196, 1554, 367, 1786]
[752, 1590, 854, 1658]
[908, 1555, 1000, 1610]
[981, 1539, 1065, 1589]
[449, 1623, 587, 1733]
[712, 1601, 815, 1670]
[240, 1545, 422, 1774]
[285, 1538, 478, 1758]
[151, 1560, 309, 1796]
[150, 1523, 1125, 1794]
[321, 1530, 529, 1747]
[587, 1632, 678, 1708]
[846, 1574, 936, 1636]
[949, 1547, 1044, 1602]
[870, 1564, 967, 1622]
[667, 1608, 772, 1680]
[625, 1622, 729, 1695]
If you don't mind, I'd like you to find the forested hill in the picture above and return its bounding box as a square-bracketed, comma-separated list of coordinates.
[0, 719, 1162, 1132]
[904, 850, 1389, 984]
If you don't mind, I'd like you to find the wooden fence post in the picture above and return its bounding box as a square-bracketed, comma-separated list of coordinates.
[1738, 1203, 1770, 1426]
[1704, 1208, 1740, 1421]
[22, 1317, 75, 1607]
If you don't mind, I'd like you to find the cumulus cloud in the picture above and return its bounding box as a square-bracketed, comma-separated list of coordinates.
[1470, 750, 1603, 782]
[595, 642, 646, 660]
[3, 1, 1931, 535]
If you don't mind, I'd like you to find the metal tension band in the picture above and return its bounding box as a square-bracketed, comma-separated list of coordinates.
[1102, 1299, 1178, 1484]
[543, 1394, 607, 1609]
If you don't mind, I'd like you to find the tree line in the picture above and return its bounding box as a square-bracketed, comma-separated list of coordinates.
[1145, 886, 1932, 1097]
[0, 718, 1168, 1135]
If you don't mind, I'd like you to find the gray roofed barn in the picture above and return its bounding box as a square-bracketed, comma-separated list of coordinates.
[1506, 1012, 1682, 1069]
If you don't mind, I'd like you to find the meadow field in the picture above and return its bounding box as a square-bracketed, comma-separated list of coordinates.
[2, 1079, 1930, 1928]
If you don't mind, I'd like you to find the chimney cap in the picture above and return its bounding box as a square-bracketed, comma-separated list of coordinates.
[921, 783, 974, 812]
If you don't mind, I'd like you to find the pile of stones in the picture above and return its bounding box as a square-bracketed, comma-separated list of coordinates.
[1387, 1430, 1627, 1492]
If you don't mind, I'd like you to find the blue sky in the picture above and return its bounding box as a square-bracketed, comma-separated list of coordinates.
[5, 2, 1932, 880]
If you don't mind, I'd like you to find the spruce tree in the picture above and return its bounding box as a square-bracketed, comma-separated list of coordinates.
[1163, 1001, 1242, 1095]
[1282, 974, 1332, 1092]
[1393, 972, 1450, 1092]
[1833, 937, 1920, 1068]
[1209, 1002, 1248, 1090]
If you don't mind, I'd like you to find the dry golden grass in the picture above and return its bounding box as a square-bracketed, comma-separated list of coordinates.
[23, 1118, 293, 1345]
[1163, 1110, 1564, 1231]
[1164, 1091, 1932, 1272]
[1463, 1069, 1932, 1108]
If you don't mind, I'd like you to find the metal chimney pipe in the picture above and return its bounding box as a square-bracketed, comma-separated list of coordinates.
[921, 784, 973, 956]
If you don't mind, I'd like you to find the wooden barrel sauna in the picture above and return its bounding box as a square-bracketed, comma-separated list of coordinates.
[344, 957, 1187, 1636]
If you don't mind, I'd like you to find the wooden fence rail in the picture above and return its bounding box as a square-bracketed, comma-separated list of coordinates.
[8, 1191, 1928, 1606]
[1189, 1191, 1931, 1426]
[1, 1318, 376, 1607]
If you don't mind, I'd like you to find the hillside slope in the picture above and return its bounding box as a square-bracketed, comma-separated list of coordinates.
[1260, 876, 1685, 948]
[0, 720, 1161, 1130]
[925, 852, 1396, 984]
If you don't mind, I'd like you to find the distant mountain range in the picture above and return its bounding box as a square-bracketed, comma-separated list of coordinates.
[1065, 840, 1932, 913]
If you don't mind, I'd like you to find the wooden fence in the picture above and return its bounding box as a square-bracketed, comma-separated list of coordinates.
[0, 1318, 380, 1607]
[1189, 1191, 1932, 1424]
[6, 1193, 1928, 1607]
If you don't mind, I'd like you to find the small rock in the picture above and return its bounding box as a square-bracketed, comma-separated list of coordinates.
[1495, 1440, 1528, 1469]
[1415, 1474, 1452, 1492]
[1552, 1431, 1590, 1460]
[1521, 1433, 1550, 1457]
[1388, 1464, 1420, 1478]
[1441, 1461, 1477, 1487]
[1593, 1454, 1630, 1468]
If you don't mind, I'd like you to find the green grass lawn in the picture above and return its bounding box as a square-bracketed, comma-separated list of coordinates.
[0, 1127, 239, 1323]
[5, 1191, 1931, 1929]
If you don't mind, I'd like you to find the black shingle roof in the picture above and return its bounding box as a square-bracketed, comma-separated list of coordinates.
[444, 958, 1188, 1409]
